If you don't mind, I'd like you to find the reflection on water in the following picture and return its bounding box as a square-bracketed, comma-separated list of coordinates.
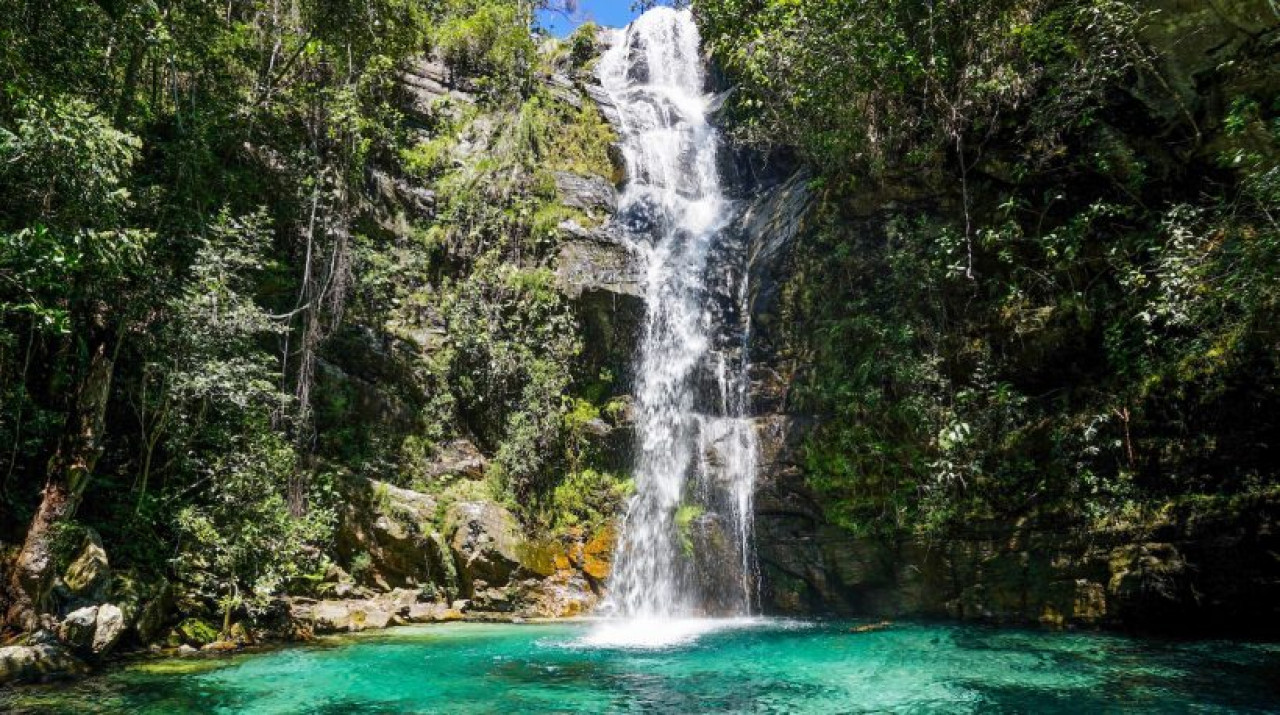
[4, 621, 1279, 714]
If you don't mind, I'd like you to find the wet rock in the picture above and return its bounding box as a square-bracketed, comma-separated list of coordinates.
[736, 170, 812, 359]
[0, 644, 86, 685]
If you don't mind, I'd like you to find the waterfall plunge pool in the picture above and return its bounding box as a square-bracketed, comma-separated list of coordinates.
[5, 620, 1278, 713]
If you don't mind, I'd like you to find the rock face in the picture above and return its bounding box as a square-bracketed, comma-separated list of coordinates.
[750, 390, 1280, 631]
[334, 475, 445, 591]
[445, 501, 524, 594]
[710, 56, 1280, 632]
[554, 171, 617, 217]
[419, 439, 488, 481]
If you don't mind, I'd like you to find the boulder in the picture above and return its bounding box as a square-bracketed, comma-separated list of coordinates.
[53, 603, 126, 658]
[421, 439, 488, 481]
[63, 529, 110, 599]
[228, 621, 255, 646]
[471, 586, 516, 612]
[445, 501, 524, 593]
[307, 599, 399, 633]
[312, 601, 354, 632]
[356, 606, 395, 630]
[0, 644, 86, 685]
[172, 617, 220, 647]
[91, 603, 126, 655]
[335, 476, 441, 590]
[520, 573, 599, 618]
[134, 579, 174, 644]
[57, 606, 99, 654]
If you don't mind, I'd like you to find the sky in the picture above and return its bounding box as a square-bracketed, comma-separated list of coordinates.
[536, 1, 641, 37]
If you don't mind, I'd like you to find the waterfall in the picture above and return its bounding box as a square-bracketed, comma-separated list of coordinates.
[590, 7, 759, 641]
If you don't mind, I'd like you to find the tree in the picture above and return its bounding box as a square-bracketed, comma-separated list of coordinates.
[1, 96, 150, 630]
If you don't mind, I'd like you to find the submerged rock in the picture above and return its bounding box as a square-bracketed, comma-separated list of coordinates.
[0, 644, 86, 685]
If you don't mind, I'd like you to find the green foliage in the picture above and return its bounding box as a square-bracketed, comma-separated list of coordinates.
[566, 22, 601, 69]
[0, 0, 619, 625]
[433, 0, 537, 100]
[719, 0, 1280, 537]
[173, 428, 335, 612]
[697, 0, 1143, 176]
[550, 468, 628, 531]
[674, 504, 703, 557]
[0, 96, 141, 227]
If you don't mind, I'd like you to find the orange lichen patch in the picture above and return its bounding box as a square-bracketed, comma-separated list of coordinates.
[581, 524, 616, 581]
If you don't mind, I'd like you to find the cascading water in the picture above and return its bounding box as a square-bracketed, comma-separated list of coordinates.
[587, 7, 760, 646]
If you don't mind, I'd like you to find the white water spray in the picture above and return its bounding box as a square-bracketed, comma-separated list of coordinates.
[588, 7, 760, 646]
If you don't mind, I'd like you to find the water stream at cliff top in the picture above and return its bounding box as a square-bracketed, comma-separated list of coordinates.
[589, 8, 759, 646]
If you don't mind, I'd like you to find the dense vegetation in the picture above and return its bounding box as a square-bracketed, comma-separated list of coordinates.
[2, 0, 1276, 650]
[697, 0, 1279, 536]
[0, 0, 626, 636]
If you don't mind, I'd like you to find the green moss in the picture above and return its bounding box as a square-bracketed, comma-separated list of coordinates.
[675, 504, 704, 557]
[128, 658, 235, 676]
[174, 618, 220, 647]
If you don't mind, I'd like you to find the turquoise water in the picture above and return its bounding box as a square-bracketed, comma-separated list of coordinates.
[6, 620, 1279, 713]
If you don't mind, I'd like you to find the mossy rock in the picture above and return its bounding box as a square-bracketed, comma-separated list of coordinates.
[172, 618, 219, 647]
[516, 539, 565, 578]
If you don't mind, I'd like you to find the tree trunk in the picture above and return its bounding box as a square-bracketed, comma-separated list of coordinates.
[5, 337, 115, 633]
